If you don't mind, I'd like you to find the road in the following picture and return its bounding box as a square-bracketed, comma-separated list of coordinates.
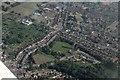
[16, 30, 59, 65]
[60, 31, 118, 63]
[105, 21, 118, 32]
[15, 4, 63, 65]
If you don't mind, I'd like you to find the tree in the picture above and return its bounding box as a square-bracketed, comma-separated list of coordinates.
[49, 61, 106, 78]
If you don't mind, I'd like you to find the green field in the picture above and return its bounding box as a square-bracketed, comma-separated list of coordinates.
[2, 12, 48, 58]
[10, 2, 38, 17]
[33, 52, 55, 64]
[51, 41, 72, 55]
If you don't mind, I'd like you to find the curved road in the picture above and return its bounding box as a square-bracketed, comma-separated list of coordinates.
[16, 30, 59, 65]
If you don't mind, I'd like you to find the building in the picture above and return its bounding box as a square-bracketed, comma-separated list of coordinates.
[22, 18, 33, 26]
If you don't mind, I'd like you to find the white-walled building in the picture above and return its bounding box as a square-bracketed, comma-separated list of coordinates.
[22, 18, 33, 26]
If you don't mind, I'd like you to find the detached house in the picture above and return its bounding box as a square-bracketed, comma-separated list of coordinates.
[22, 18, 33, 26]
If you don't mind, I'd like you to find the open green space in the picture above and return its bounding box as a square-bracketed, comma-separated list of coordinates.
[10, 2, 38, 17]
[2, 13, 49, 58]
[51, 41, 72, 55]
[31, 15, 46, 23]
[32, 52, 55, 64]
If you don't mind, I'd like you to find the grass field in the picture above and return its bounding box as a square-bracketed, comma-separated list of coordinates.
[10, 2, 38, 17]
[31, 15, 46, 23]
[33, 52, 55, 64]
[51, 41, 72, 55]
[2, 12, 48, 58]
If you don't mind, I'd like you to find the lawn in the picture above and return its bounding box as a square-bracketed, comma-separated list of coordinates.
[51, 41, 72, 55]
[31, 15, 46, 23]
[10, 2, 38, 17]
[32, 52, 55, 64]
